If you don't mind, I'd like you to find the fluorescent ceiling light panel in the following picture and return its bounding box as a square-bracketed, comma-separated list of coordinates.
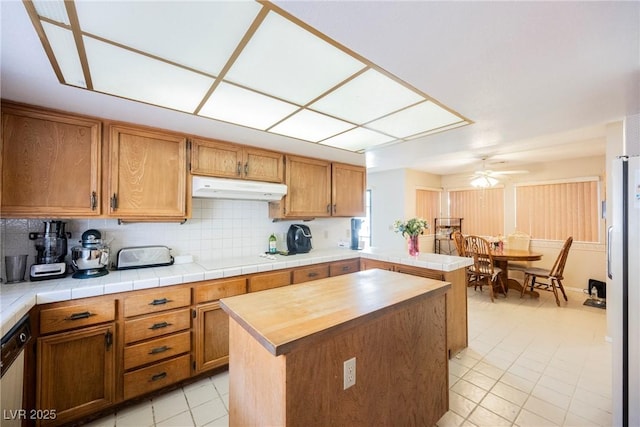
[41, 22, 86, 88]
[199, 82, 299, 130]
[75, 2, 261, 76]
[270, 109, 355, 142]
[309, 69, 424, 124]
[366, 101, 464, 138]
[320, 127, 396, 152]
[225, 12, 366, 105]
[84, 37, 214, 113]
[32, 0, 69, 25]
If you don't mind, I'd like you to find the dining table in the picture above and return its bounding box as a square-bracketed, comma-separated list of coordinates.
[491, 248, 543, 297]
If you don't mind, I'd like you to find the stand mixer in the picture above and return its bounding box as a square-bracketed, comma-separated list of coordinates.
[28, 221, 70, 281]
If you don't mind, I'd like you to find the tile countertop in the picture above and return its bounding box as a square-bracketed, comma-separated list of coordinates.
[0, 248, 472, 337]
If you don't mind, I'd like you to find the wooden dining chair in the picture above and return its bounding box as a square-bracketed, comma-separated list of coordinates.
[506, 231, 532, 272]
[464, 235, 506, 302]
[520, 236, 573, 306]
[452, 231, 466, 256]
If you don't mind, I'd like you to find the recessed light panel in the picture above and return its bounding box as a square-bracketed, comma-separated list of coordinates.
[309, 69, 423, 124]
[41, 22, 86, 88]
[270, 110, 355, 142]
[25, 1, 471, 153]
[75, 2, 261, 77]
[199, 82, 300, 130]
[32, 0, 69, 25]
[321, 128, 396, 152]
[84, 37, 214, 113]
[225, 11, 366, 105]
[366, 101, 464, 138]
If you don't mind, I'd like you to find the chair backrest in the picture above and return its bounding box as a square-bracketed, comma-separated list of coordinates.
[452, 231, 466, 256]
[464, 235, 495, 276]
[549, 236, 573, 279]
[507, 231, 531, 251]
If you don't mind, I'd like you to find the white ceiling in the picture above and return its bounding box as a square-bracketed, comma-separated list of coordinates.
[2, 1, 639, 176]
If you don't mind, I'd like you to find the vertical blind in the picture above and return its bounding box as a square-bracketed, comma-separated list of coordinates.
[449, 187, 504, 236]
[415, 189, 441, 230]
[515, 180, 599, 242]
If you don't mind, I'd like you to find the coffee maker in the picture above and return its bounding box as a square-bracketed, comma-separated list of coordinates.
[28, 221, 70, 281]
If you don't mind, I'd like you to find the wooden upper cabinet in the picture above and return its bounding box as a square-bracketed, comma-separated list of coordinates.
[108, 125, 187, 219]
[1, 103, 101, 217]
[190, 138, 283, 183]
[280, 155, 332, 218]
[332, 163, 366, 217]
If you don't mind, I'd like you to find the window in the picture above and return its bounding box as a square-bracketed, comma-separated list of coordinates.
[360, 189, 372, 247]
[515, 179, 599, 242]
[415, 188, 441, 231]
[448, 187, 504, 236]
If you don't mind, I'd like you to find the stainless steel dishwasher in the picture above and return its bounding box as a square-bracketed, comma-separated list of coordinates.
[1, 314, 31, 427]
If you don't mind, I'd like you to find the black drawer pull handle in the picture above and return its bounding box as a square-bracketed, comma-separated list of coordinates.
[149, 322, 171, 330]
[308, 272, 318, 277]
[342, 266, 351, 271]
[149, 298, 172, 306]
[151, 372, 167, 382]
[149, 346, 170, 355]
[65, 311, 94, 321]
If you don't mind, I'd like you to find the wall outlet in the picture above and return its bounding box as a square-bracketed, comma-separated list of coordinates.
[343, 357, 356, 390]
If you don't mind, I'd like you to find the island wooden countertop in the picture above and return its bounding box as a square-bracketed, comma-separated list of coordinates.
[220, 268, 450, 357]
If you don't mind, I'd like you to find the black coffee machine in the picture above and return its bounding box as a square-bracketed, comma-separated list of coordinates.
[28, 221, 70, 281]
[350, 219, 364, 250]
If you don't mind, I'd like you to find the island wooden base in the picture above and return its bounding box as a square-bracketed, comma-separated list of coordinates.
[228, 291, 448, 426]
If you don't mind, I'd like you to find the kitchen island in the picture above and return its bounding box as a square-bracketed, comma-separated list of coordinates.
[220, 269, 450, 427]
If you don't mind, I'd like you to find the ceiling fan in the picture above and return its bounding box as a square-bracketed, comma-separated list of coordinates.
[469, 157, 528, 188]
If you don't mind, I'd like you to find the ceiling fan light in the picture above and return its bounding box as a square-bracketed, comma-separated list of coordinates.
[471, 175, 499, 188]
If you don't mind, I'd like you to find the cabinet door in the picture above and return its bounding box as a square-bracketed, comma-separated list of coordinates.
[109, 125, 187, 218]
[284, 155, 331, 217]
[1, 104, 101, 217]
[332, 163, 366, 217]
[194, 302, 230, 374]
[243, 148, 284, 183]
[37, 323, 115, 426]
[190, 138, 243, 179]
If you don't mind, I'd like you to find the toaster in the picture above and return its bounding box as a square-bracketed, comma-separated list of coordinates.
[287, 224, 312, 254]
[115, 245, 174, 269]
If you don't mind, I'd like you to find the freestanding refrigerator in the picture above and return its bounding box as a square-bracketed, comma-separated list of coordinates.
[609, 154, 640, 427]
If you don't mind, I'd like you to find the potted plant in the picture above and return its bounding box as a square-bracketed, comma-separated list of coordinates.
[393, 218, 429, 256]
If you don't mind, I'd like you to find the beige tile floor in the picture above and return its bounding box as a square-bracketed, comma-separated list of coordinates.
[85, 287, 610, 427]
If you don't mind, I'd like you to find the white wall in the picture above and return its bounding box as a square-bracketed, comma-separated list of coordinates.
[0, 199, 352, 280]
[367, 169, 407, 252]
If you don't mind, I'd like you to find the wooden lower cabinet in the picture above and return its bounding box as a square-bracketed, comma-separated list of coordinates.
[194, 302, 230, 374]
[29, 258, 383, 424]
[37, 323, 115, 427]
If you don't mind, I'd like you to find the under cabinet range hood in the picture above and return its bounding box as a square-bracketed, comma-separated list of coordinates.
[192, 176, 287, 201]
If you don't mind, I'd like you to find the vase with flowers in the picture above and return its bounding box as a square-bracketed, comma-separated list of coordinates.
[393, 218, 429, 256]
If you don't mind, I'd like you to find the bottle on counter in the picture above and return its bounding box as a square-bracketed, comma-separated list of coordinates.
[269, 233, 277, 254]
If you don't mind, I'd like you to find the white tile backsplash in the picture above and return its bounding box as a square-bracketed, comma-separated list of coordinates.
[1, 199, 352, 281]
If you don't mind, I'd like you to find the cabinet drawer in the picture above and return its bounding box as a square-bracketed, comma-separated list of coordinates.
[247, 270, 291, 293]
[292, 265, 329, 284]
[123, 287, 191, 318]
[124, 308, 191, 344]
[193, 277, 246, 304]
[40, 299, 115, 335]
[123, 354, 190, 400]
[124, 331, 190, 371]
[394, 265, 445, 281]
[329, 259, 360, 277]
